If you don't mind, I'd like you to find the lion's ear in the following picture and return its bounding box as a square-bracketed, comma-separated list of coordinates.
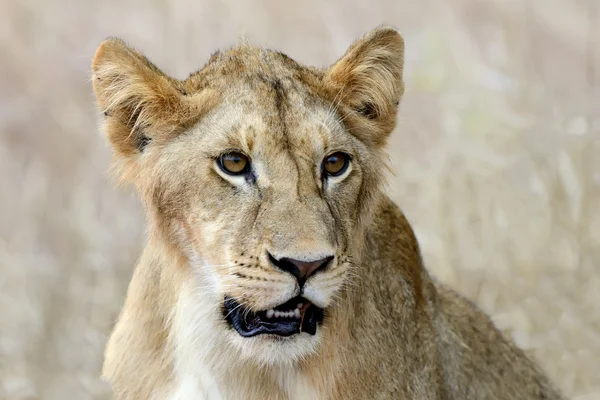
[324, 27, 405, 147]
[91, 38, 216, 160]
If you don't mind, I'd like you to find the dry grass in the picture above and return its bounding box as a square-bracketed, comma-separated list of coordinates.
[0, 0, 598, 399]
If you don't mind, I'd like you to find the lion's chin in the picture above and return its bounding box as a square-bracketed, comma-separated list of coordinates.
[223, 296, 324, 338]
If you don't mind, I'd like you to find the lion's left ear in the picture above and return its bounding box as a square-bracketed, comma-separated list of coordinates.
[324, 27, 405, 147]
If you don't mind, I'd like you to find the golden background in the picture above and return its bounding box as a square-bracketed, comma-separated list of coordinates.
[1, 0, 598, 399]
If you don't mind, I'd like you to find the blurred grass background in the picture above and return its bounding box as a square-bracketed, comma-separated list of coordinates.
[0, 0, 598, 399]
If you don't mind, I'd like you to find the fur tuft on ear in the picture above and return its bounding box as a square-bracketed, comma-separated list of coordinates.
[324, 27, 405, 147]
[91, 38, 217, 160]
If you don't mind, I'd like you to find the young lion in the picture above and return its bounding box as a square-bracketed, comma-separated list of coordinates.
[92, 27, 563, 399]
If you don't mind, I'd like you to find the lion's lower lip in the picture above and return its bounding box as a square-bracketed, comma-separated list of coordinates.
[222, 296, 324, 337]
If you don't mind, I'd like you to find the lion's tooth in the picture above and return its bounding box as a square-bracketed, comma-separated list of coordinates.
[294, 308, 301, 318]
[266, 309, 274, 318]
[297, 303, 303, 308]
[274, 311, 281, 318]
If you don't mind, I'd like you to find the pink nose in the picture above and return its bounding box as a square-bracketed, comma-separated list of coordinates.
[268, 253, 334, 286]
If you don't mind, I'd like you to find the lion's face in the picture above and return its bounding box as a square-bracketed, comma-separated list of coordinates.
[153, 77, 380, 361]
[92, 29, 404, 363]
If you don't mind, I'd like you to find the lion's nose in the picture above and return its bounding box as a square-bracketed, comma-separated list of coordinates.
[267, 252, 334, 286]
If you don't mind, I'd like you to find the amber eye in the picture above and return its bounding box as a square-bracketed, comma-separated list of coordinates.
[323, 152, 350, 177]
[218, 152, 250, 175]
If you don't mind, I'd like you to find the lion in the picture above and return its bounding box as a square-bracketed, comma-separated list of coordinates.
[91, 27, 563, 399]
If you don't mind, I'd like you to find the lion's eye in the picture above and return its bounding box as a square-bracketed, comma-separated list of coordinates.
[218, 152, 250, 175]
[323, 152, 350, 177]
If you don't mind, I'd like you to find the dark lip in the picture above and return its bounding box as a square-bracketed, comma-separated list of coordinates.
[222, 296, 324, 338]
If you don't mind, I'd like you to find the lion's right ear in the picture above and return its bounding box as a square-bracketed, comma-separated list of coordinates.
[92, 38, 216, 161]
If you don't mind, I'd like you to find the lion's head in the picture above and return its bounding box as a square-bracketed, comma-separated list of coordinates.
[92, 27, 404, 364]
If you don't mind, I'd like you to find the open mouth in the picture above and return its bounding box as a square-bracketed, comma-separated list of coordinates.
[223, 296, 324, 337]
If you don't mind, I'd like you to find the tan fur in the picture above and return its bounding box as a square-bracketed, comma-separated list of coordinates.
[92, 27, 563, 399]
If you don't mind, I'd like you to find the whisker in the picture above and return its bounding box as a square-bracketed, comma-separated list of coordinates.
[224, 302, 245, 319]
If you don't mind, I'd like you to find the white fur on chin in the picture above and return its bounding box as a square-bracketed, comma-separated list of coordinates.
[168, 264, 323, 399]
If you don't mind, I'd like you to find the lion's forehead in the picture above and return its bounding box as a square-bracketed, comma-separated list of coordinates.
[195, 90, 347, 158]
[185, 46, 353, 160]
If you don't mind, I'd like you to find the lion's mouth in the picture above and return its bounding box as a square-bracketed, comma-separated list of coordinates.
[223, 296, 324, 337]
